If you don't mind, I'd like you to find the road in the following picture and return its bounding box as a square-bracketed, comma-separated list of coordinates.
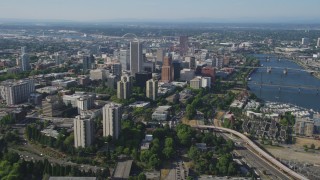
[193, 125, 308, 180]
[219, 132, 289, 180]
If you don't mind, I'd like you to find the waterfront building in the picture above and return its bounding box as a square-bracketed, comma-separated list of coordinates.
[102, 103, 122, 139]
[74, 115, 95, 148]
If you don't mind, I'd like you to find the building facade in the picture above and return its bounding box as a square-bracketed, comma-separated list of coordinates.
[102, 103, 122, 139]
[117, 75, 132, 99]
[0, 79, 35, 105]
[130, 41, 143, 75]
[74, 115, 95, 148]
[20, 47, 30, 71]
[161, 56, 174, 83]
[120, 49, 130, 71]
[146, 78, 158, 100]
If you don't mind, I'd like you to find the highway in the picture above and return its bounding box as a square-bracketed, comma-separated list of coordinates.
[193, 125, 308, 180]
[219, 132, 290, 179]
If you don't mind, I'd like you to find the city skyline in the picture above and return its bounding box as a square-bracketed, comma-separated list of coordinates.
[1, 0, 320, 23]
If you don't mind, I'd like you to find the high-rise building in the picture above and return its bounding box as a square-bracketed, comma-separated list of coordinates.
[20, 47, 30, 71]
[161, 56, 174, 83]
[301, 38, 310, 45]
[77, 95, 95, 113]
[135, 72, 152, 88]
[120, 49, 130, 71]
[74, 115, 95, 148]
[117, 75, 132, 99]
[111, 63, 122, 76]
[55, 52, 62, 65]
[146, 78, 158, 100]
[317, 38, 320, 47]
[185, 56, 196, 70]
[0, 79, 35, 105]
[201, 66, 216, 83]
[180, 36, 188, 56]
[102, 103, 122, 139]
[130, 41, 143, 75]
[156, 48, 164, 65]
[82, 55, 91, 72]
[172, 61, 181, 80]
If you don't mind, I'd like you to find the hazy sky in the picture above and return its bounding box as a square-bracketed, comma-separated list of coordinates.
[1, 0, 320, 22]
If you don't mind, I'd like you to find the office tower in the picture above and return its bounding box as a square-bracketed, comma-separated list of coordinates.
[111, 63, 122, 76]
[317, 38, 320, 47]
[120, 49, 130, 70]
[20, 47, 30, 71]
[82, 55, 91, 72]
[90, 69, 109, 81]
[185, 56, 196, 70]
[180, 36, 188, 56]
[172, 61, 181, 80]
[135, 72, 152, 88]
[0, 79, 35, 105]
[74, 115, 95, 148]
[55, 52, 62, 65]
[301, 38, 310, 45]
[130, 41, 143, 75]
[146, 78, 158, 100]
[117, 75, 132, 99]
[161, 56, 174, 83]
[201, 66, 216, 83]
[102, 103, 122, 139]
[156, 48, 164, 65]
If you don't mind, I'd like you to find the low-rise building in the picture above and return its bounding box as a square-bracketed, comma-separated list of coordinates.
[152, 106, 172, 121]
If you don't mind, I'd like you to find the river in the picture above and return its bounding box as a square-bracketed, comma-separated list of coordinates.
[248, 54, 320, 112]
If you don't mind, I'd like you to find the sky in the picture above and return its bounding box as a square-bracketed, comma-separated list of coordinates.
[1, 0, 320, 22]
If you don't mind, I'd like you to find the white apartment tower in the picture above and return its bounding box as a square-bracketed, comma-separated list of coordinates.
[117, 75, 131, 99]
[74, 115, 95, 148]
[102, 103, 122, 139]
[0, 79, 35, 105]
[146, 78, 158, 100]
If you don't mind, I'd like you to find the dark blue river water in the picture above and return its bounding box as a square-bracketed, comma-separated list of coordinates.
[248, 54, 320, 112]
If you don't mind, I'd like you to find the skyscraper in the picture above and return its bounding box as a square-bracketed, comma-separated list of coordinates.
[301, 38, 310, 45]
[161, 56, 174, 83]
[317, 38, 320, 47]
[156, 48, 164, 66]
[146, 78, 158, 100]
[117, 75, 132, 99]
[180, 36, 188, 56]
[120, 49, 130, 71]
[172, 61, 181, 80]
[74, 115, 95, 148]
[102, 103, 122, 139]
[82, 55, 91, 72]
[20, 47, 30, 71]
[111, 63, 122, 76]
[130, 41, 143, 75]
